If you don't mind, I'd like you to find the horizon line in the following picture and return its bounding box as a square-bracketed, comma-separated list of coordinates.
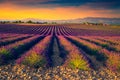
[0, 17, 120, 21]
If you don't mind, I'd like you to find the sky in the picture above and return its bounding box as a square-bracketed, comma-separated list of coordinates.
[0, 0, 120, 20]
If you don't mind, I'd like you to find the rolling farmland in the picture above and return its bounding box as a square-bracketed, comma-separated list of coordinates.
[0, 24, 120, 79]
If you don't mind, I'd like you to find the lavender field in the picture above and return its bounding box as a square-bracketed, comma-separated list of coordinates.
[0, 24, 120, 79]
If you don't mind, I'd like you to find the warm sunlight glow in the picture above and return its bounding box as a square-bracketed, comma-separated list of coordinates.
[0, 2, 119, 20]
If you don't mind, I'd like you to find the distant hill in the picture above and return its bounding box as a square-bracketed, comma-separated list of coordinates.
[22, 17, 120, 25]
[78, 17, 120, 25]
[0, 17, 120, 25]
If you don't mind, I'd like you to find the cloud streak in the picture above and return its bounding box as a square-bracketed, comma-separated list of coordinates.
[0, 0, 119, 9]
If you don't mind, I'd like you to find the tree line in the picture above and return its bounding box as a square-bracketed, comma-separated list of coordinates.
[0, 20, 57, 24]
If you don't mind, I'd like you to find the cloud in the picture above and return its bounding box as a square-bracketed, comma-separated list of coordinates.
[0, 0, 119, 19]
[84, 1, 120, 10]
[0, 0, 119, 9]
[0, 0, 119, 11]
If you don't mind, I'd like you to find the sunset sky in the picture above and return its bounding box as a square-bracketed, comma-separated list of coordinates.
[0, 0, 120, 20]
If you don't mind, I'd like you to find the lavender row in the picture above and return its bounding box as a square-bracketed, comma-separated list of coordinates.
[16, 36, 52, 67]
[68, 36, 120, 72]
[58, 36, 90, 70]
[0, 35, 41, 64]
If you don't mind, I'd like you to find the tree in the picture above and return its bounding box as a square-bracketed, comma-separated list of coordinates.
[26, 20, 33, 23]
[43, 22, 48, 24]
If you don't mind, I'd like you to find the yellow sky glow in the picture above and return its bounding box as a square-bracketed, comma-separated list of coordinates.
[0, 3, 119, 20]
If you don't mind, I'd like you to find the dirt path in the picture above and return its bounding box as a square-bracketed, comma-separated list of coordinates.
[51, 37, 63, 67]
